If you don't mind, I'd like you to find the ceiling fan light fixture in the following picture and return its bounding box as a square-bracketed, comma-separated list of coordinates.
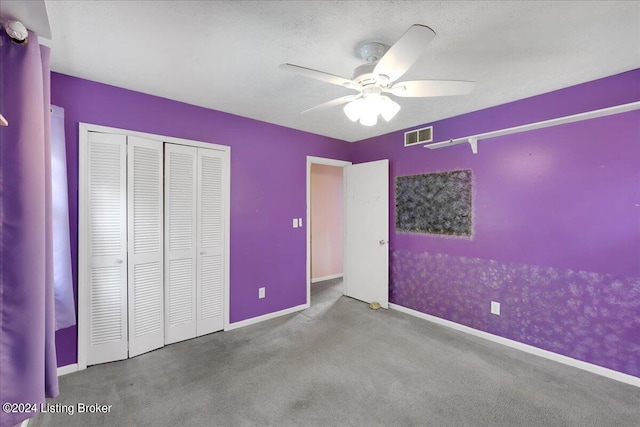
[343, 99, 361, 122]
[343, 94, 400, 126]
[380, 96, 401, 121]
[361, 92, 381, 114]
[283, 24, 475, 128]
[359, 111, 378, 126]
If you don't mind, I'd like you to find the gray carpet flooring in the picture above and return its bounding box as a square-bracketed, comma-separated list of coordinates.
[30, 279, 639, 427]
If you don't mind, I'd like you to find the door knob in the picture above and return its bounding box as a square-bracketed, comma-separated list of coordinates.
[379, 240, 387, 245]
[116, 259, 123, 264]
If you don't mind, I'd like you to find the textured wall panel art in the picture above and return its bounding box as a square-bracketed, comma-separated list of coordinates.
[395, 169, 472, 236]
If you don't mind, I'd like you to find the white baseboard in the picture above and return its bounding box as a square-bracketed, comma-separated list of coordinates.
[225, 303, 308, 331]
[311, 274, 343, 284]
[389, 303, 640, 388]
[57, 363, 78, 377]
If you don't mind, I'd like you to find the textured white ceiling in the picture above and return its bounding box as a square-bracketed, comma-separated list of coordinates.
[43, 1, 640, 142]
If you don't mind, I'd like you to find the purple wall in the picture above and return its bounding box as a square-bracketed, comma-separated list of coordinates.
[351, 69, 640, 377]
[52, 69, 639, 377]
[51, 73, 352, 367]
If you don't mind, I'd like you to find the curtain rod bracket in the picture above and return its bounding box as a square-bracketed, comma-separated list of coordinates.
[468, 137, 478, 154]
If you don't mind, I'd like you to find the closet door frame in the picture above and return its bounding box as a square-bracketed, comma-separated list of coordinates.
[78, 122, 231, 371]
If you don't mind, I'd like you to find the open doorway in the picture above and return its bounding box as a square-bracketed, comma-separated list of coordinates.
[306, 156, 351, 306]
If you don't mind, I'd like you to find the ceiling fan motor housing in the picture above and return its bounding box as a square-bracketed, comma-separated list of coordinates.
[352, 62, 391, 89]
[352, 42, 392, 88]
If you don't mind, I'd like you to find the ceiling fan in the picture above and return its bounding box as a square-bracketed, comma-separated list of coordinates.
[280, 24, 475, 126]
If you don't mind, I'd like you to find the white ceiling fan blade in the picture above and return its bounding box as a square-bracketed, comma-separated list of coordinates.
[387, 80, 476, 97]
[301, 94, 362, 114]
[280, 63, 361, 90]
[373, 25, 436, 82]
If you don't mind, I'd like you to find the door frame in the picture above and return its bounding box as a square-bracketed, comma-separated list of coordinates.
[78, 122, 231, 371]
[306, 156, 351, 306]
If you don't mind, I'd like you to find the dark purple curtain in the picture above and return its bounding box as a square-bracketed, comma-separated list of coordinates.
[0, 31, 59, 427]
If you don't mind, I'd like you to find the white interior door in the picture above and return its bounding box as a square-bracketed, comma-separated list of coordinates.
[196, 148, 225, 336]
[86, 132, 128, 365]
[164, 143, 198, 344]
[344, 159, 389, 308]
[127, 136, 164, 357]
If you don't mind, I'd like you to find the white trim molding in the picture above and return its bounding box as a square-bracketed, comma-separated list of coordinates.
[225, 304, 308, 331]
[390, 303, 640, 388]
[306, 156, 351, 308]
[57, 364, 79, 377]
[311, 274, 343, 283]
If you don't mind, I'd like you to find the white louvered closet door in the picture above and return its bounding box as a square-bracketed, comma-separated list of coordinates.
[197, 148, 225, 336]
[86, 132, 128, 366]
[164, 144, 198, 344]
[127, 136, 164, 357]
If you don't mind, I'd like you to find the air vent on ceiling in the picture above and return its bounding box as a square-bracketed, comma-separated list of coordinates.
[404, 126, 433, 147]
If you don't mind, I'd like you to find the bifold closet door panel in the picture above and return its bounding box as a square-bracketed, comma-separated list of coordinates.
[86, 132, 128, 366]
[197, 148, 225, 336]
[127, 136, 164, 357]
[164, 143, 198, 344]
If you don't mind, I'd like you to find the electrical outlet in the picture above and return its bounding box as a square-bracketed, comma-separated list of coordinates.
[491, 301, 500, 315]
[259, 287, 266, 299]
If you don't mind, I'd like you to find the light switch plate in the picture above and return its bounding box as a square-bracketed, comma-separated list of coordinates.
[259, 287, 265, 299]
[491, 301, 500, 315]
[298, 218, 303, 227]
[293, 218, 298, 228]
